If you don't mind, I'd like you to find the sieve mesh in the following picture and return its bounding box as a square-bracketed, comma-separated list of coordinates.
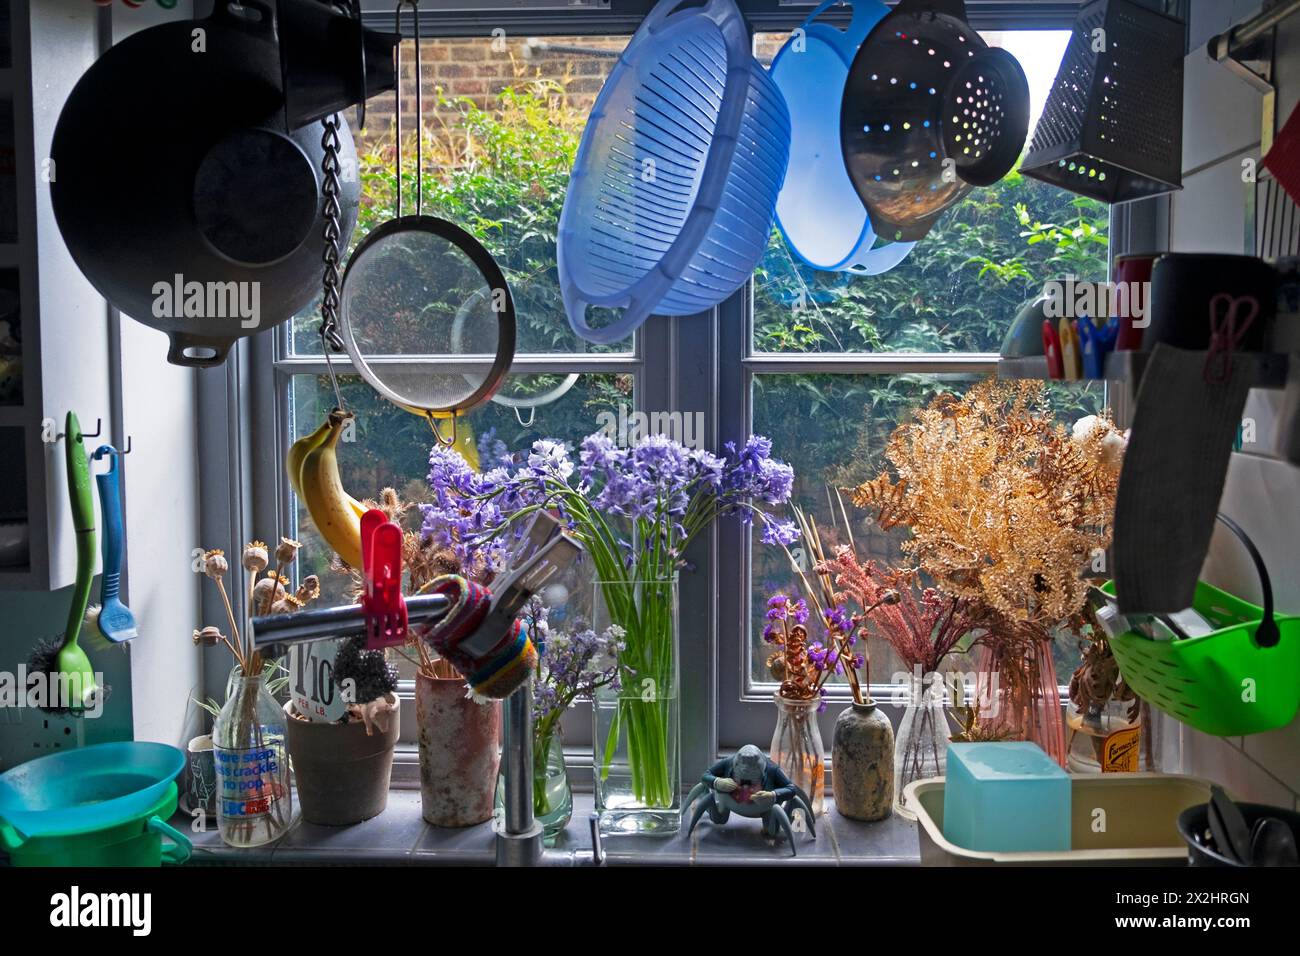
[339, 219, 513, 415]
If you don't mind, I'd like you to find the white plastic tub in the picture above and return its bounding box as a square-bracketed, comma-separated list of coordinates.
[906, 773, 1218, 866]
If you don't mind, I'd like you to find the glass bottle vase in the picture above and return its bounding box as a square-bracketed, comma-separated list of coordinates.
[592, 577, 680, 835]
[769, 692, 826, 815]
[213, 672, 293, 847]
[893, 673, 949, 820]
[496, 727, 573, 846]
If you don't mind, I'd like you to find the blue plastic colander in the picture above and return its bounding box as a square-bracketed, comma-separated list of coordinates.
[558, 0, 791, 345]
[771, 0, 916, 274]
[0, 741, 185, 839]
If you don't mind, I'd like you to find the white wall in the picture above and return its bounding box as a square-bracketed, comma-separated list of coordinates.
[113, 1, 204, 751]
[1156, 0, 1300, 810]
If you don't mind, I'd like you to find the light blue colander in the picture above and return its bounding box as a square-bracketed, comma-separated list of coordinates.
[770, 0, 916, 274]
[558, 0, 791, 345]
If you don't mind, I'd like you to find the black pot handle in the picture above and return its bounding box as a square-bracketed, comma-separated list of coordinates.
[210, 0, 277, 36]
[166, 333, 235, 369]
[1215, 513, 1281, 648]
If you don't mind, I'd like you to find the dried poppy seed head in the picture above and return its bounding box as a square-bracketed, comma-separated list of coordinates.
[296, 575, 321, 603]
[193, 625, 222, 647]
[252, 576, 285, 607]
[243, 541, 269, 573]
[203, 549, 228, 580]
[275, 537, 302, 565]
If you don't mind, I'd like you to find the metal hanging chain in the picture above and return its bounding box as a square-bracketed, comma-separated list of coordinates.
[319, 113, 347, 413]
[395, 0, 423, 218]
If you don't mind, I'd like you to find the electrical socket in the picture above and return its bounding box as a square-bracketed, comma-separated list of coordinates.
[0, 706, 82, 772]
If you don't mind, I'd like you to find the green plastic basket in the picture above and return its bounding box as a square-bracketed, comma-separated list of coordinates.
[1105, 515, 1300, 737]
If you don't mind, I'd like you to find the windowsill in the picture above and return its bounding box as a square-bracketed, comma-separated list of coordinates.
[177, 790, 921, 866]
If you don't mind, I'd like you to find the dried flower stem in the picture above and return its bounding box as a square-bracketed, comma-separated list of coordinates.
[214, 578, 246, 673]
[780, 505, 868, 704]
[262, 564, 283, 617]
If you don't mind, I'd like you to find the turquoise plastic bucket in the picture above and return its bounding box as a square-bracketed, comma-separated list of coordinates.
[0, 742, 190, 866]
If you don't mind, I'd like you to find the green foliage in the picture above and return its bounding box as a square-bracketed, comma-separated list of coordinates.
[344, 80, 1110, 502]
[753, 169, 1109, 356]
[354, 82, 598, 355]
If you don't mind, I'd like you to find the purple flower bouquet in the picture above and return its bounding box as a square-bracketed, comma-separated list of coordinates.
[423, 431, 796, 823]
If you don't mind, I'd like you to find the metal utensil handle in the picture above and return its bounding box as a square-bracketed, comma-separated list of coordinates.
[250, 592, 451, 652]
[394, 0, 423, 218]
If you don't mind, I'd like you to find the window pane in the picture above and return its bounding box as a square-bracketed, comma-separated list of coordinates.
[289, 370, 632, 607]
[752, 31, 1105, 354]
[290, 35, 633, 357]
[748, 373, 1109, 690]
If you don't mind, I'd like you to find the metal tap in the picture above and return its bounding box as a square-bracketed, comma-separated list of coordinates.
[495, 680, 604, 867]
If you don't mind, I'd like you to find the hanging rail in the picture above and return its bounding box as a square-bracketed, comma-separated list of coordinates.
[1208, 0, 1300, 60]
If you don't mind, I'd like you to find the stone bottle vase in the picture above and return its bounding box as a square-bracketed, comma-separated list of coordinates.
[832, 700, 895, 821]
[285, 695, 400, 826]
[416, 673, 501, 827]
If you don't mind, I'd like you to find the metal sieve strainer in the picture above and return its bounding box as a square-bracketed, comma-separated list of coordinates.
[840, 0, 1029, 242]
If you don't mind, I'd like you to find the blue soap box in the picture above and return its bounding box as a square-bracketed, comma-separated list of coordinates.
[942, 741, 1071, 852]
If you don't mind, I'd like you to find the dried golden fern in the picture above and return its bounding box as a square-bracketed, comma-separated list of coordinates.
[848, 379, 1122, 626]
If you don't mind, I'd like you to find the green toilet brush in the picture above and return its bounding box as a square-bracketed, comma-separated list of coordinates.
[28, 412, 100, 713]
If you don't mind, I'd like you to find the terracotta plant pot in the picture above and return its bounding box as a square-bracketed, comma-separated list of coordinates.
[416, 673, 501, 827]
[832, 701, 895, 821]
[284, 695, 399, 826]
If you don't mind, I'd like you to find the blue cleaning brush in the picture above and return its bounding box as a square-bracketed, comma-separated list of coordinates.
[90, 444, 137, 644]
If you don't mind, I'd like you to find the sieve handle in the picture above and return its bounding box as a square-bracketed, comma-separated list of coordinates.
[563, 286, 647, 347]
[645, 0, 741, 34]
[845, 238, 918, 275]
[801, 0, 885, 48]
[1215, 513, 1280, 648]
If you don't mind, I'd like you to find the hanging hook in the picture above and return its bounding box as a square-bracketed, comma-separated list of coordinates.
[56, 417, 104, 441]
[428, 412, 458, 448]
[90, 438, 133, 459]
[349, 0, 367, 130]
[513, 405, 536, 428]
[428, 414, 457, 448]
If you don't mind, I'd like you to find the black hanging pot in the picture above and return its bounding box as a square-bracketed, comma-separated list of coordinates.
[50, 0, 397, 366]
[840, 0, 1029, 242]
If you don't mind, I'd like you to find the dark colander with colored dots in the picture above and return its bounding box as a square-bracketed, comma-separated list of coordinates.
[839, 0, 1030, 242]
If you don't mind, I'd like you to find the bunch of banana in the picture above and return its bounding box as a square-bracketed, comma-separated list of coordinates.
[287, 409, 366, 568]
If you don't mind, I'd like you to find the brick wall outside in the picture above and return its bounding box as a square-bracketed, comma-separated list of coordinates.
[354, 30, 797, 150]
[358, 36, 628, 148]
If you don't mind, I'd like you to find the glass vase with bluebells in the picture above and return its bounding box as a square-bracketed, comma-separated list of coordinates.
[496, 597, 625, 843]
[422, 432, 797, 831]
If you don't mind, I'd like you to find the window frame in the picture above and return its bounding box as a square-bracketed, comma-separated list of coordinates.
[223, 1, 1160, 774]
